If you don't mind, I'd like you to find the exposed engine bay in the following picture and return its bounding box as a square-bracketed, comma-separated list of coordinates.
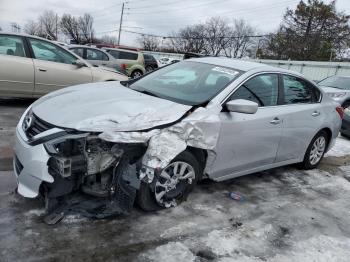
[41, 135, 147, 223]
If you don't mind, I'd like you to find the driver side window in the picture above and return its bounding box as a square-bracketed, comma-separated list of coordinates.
[29, 38, 77, 65]
[229, 74, 278, 107]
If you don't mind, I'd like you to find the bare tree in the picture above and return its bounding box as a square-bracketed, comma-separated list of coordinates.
[204, 17, 230, 56]
[60, 14, 81, 43]
[96, 35, 118, 45]
[170, 24, 207, 53]
[138, 35, 160, 51]
[38, 10, 59, 40]
[224, 19, 255, 58]
[24, 20, 39, 35]
[61, 13, 95, 44]
[79, 14, 94, 43]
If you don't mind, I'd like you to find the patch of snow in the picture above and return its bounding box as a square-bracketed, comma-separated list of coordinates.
[205, 224, 275, 257]
[24, 229, 40, 237]
[271, 235, 350, 262]
[24, 209, 45, 217]
[160, 222, 196, 238]
[63, 214, 87, 224]
[326, 137, 350, 157]
[142, 242, 195, 262]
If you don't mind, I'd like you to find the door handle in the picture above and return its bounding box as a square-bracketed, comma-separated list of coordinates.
[312, 111, 320, 117]
[38, 68, 47, 72]
[270, 117, 281, 125]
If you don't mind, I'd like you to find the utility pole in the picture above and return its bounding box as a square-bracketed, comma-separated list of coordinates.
[55, 14, 58, 40]
[117, 2, 125, 45]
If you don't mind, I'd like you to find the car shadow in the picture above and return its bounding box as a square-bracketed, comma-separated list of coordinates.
[0, 97, 36, 107]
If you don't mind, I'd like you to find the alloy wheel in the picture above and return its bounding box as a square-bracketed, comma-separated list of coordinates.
[309, 136, 326, 165]
[154, 161, 195, 208]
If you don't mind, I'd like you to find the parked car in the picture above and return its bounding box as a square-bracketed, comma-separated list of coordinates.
[13, 57, 342, 217]
[0, 33, 127, 98]
[68, 45, 125, 73]
[103, 48, 145, 78]
[143, 53, 158, 72]
[158, 57, 180, 66]
[318, 75, 350, 136]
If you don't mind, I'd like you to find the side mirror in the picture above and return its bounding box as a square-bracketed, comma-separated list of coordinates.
[226, 99, 258, 114]
[74, 59, 87, 68]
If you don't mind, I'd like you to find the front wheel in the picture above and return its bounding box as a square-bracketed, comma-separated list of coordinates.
[137, 151, 200, 211]
[300, 131, 328, 169]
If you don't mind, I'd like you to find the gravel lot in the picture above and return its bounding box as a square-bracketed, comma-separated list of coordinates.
[1, 99, 350, 262]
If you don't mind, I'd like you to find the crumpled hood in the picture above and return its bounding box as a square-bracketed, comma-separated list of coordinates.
[32, 82, 191, 132]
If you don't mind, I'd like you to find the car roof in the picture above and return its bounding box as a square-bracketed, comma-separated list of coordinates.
[187, 56, 305, 76]
[69, 44, 108, 52]
[0, 32, 52, 41]
[103, 47, 139, 54]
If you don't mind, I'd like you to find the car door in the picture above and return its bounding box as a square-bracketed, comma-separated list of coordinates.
[275, 74, 323, 162]
[0, 34, 34, 97]
[86, 48, 110, 67]
[209, 73, 283, 180]
[28, 38, 93, 96]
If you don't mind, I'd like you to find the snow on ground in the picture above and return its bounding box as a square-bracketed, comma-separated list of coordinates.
[326, 136, 350, 157]
[141, 163, 350, 262]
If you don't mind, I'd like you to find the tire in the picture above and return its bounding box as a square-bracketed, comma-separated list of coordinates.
[145, 65, 153, 72]
[131, 70, 143, 79]
[300, 130, 328, 170]
[137, 151, 201, 211]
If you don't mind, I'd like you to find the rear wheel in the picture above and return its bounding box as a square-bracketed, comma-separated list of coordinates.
[131, 70, 143, 79]
[300, 131, 328, 169]
[137, 151, 200, 211]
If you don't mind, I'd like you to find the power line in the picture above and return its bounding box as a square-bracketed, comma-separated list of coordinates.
[126, 0, 297, 21]
[129, 0, 231, 14]
[121, 29, 271, 39]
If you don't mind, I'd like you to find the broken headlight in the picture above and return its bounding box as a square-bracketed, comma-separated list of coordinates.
[44, 134, 89, 178]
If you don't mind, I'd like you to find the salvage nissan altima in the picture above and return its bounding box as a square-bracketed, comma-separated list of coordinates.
[14, 57, 343, 220]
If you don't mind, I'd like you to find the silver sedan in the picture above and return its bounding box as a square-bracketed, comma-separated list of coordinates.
[13, 57, 342, 217]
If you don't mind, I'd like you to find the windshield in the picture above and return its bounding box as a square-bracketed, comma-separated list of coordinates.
[129, 61, 242, 105]
[319, 76, 350, 90]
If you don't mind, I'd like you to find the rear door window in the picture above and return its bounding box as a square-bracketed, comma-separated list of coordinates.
[118, 51, 138, 60]
[70, 48, 84, 58]
[86, 49, 109, 61]
[107, 50, 119, 59]
[282, 75, 319, 104]
[0, 35, 26, 57]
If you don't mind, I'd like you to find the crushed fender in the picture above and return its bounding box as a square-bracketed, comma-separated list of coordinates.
[98, 106, 222, 184]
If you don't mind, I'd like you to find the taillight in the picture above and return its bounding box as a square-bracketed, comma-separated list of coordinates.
[121, 63, 127, 70]
[336, 106, 344, 119]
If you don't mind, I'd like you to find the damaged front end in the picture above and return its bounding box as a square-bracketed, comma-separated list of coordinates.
[14, 101, 222, 223]
[38, 133, 147, 221]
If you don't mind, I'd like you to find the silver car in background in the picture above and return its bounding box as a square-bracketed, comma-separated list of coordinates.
[13, 58, 342, 217]
[0, 33, 127, 98]
[318, 75, 350, 136]
[68, 45, 124, 73]
[318, 75, 350, 108]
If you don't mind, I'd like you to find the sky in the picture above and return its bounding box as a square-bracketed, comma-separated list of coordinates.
[1, 0, 350, 47]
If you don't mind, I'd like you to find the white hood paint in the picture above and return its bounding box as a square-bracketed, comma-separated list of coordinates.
[320, 86, 347, 93]
[32, 82, 191, 132]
